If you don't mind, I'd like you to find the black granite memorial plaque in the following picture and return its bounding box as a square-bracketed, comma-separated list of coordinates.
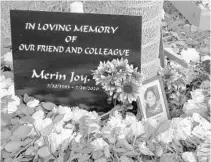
[10, 10, 141, 112]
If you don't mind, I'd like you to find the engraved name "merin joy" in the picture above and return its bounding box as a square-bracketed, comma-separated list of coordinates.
[31, 69, 89, 83]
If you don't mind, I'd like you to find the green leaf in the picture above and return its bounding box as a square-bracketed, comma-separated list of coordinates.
[144, 123, 156, 139]
[21, 116, 35, 124]
[57, 154, 64, 162]
[53, 114, 65, 123]
[72, 146, 83, 152]
[120, 155, 133, 162]
[18, 103, 34, 116]
[71, 140, 78, 148]
[79, 137, 87, 145]
[1, 113, 11, 126]
[43, 136, 50, 146]
[17, 157, 33, 161]
[147, 141, 156, 151]
[70, 153, 83, 160]
[81, 147, 92, 154]
[41, 102, 57, 111]
[156, 120, 171, 135]
[40, 123, 54, 136]
[92, 150, 104, 159]
[60, 138, 71, 152]
[23, 94, 34, 103]
[78, 154, 90, 162]
[124, 150, 139, 157]
[79, 122, 88, 137]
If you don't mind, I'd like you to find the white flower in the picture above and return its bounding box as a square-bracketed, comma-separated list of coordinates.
[191, 89, 205, 103]
[192, 113, 211, 131]
[8, 84, 15, 96]
[181, 48, 200, 63]
[138, 142, 154, 156]
[107, 111, 123, 128]
[32, 110, 45, 120]
[91, 138, 108, 151]
[3, 51, 13, 65]
[60, 128, 74, 142]
[48, 129, 74, 153]
[183, 100, 199, 110]
[174, 118, 193, 140]
[192, 113, 202, 123]
[32, 119, 43, 133]
[48, 133, 61, 153]
[54, 122, 63, 134]
[75, 133, 83, 143]
[86, 111, 99, 120]
[113, 110, 123, 120]
[32, 118, 52, 133]
[7, 95, 20, 114]
[41, 118, 52, 130]
[146, 118, 159, 129]
[123, 113, 138, 126]
[200, 80, 210, 89]
[27, 99, 40, 108]
[71, 107, 88, 122]
[118, 126, 132, 139]
[11, 94, 19, 103]
[157, 129, 174, 144]
[201, 55, 211, 62]
[0, 83, 15, 99]
[0, 75, 13, 89]
[58, 106, 72, 122]
[34, 137, 45, 147]
[88, 122, 101, 134]
[192, 125, 206, 140]
[130, 121, 145, 136]
[183, 100, 205, 116]
[182, 152, 197, 162]
[0, 89, 10, 99]
[161, 9, 165, 19]
[7, 101, 18, 113]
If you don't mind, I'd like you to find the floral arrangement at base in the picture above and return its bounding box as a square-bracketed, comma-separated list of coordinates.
[1, 53, 211, 162]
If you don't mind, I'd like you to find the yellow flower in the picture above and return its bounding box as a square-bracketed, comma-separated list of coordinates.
[92, 61, 113, 86]
[102, 82, 116, 96]
[115, 77, 141, 103]
[111, 58, 133, 73]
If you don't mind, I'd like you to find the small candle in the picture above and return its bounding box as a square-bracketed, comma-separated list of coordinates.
[70, 2, 84, 13]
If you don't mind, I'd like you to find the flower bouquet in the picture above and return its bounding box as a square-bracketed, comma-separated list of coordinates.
[1, 51, 211, 162]
[92, 58, 143, 117]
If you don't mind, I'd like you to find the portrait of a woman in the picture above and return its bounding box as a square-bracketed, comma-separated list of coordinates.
[144, 85, 163, 118]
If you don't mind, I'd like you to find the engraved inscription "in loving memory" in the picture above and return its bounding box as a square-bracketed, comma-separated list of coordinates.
[31, 69, 90, 84]
[25, 23, 119, 34]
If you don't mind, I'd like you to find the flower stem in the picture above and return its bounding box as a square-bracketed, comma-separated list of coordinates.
[114, 98, 117, 106]
[133, 135, 137, 146]
[99, 105, 123, 119]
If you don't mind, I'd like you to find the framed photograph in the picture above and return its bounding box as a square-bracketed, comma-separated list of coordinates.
[137, 76, 170, 123]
